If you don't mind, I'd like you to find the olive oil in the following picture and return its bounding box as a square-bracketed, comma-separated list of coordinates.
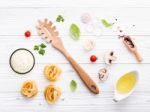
[116, 72, 137, 94]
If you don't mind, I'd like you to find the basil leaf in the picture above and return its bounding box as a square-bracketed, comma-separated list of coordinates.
[70, 80, 77, 92]
[70, 24, 80, 40]
[101, 19, 113, 27]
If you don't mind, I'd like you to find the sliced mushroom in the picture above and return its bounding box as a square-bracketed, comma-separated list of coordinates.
[104, 51, 117, 65]
[98, 68, 108, 81]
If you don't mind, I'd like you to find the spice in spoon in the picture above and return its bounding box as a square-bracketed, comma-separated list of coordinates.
[121, 35, 143, 62]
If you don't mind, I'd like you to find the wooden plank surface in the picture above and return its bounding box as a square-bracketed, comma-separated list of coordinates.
[0, 0, 150, 112]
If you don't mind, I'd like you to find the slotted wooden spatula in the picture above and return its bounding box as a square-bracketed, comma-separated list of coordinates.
[36, 19, 99, 94]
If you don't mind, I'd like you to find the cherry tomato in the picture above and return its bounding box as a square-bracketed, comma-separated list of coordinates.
[90, 55, 97, 62]
[24, 31, 31, 38]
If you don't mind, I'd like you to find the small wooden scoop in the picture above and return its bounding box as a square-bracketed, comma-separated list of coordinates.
[123, 35, 143, 62]
[36, 19, 99, 94]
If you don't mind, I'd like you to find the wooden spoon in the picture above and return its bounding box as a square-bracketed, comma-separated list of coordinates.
[123, 35, 143, 62]
[36, 19, 99, 94]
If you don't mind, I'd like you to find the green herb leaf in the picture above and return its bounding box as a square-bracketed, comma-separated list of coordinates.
[70, 24, 80, 40]
[56, 18, 60, 22]
[56, 15, 65, 22]
[34, 43, 46, 55]
[101, 19, 113, 27]
[40, 43, 46, 48]
[70, 80, 77, 92]
[39, 49, 45, 55]
[34, 45, 39, 51]
[62, 18, 64, 22]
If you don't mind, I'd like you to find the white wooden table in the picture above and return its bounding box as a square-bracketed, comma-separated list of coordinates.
[0, 0, 150, 112]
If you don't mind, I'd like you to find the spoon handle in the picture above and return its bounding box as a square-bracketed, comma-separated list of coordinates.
[67, 56, 99, 94]
[134, 50, 143, 62]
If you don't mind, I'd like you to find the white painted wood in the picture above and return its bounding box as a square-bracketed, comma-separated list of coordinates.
[0, 8, 150, 35]
[1, 0, 150, 7]
[0, 0, 150, 112]
[1, 36, 150, 64]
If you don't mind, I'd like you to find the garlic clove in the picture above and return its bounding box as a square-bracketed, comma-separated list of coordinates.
[83, 39, 96, 51]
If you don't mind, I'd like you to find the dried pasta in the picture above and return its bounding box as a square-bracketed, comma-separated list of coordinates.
[44, 64, 61, 81]
[44, 85, 61, 104]
[21, 80, 38, 98]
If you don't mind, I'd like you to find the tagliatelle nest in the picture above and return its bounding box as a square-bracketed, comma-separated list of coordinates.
[21, 80, 38, 98]
[44, 64, 62, 81]
[44, 85, 61, 104]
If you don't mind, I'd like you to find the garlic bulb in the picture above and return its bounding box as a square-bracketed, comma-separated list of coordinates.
[83, 39, 96, 51]
[81, 13, 92, 24]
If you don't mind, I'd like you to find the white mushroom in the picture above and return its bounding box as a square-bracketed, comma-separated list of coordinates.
[98, 68, 108, 81]
[104, 51, 117, 65]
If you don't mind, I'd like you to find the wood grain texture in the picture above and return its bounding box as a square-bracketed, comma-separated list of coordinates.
[0, 0, 150, 112]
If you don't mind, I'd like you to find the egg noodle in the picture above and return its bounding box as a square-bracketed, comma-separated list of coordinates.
[44, 85, 61, 104]
[44, 64, 61, 81]
[21, 80, 38, 98]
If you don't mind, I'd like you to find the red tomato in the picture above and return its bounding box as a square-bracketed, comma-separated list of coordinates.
[90, 55, 97, 62]
[24, 31, 31, 38]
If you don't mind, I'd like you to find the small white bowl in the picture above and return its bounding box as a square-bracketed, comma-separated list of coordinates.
[113, 71, 139, 102]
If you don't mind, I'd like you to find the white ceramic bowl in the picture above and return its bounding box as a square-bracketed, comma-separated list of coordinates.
[113, 71, 139, 102]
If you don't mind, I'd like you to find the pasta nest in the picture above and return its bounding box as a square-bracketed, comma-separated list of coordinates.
[21, 80, 38, 98]
[44, 64, 62, 81]
[44, 85, 61, 104]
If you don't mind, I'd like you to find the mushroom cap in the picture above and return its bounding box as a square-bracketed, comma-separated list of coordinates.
[104, 51, 117, 65]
